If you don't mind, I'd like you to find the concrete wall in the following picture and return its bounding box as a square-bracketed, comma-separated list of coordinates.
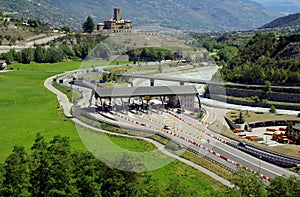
[206, 94, 300, 111]
[208, 85, 300, 103]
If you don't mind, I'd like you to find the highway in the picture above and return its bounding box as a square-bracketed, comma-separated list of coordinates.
[53, 66, 299, 182]
[109, 108, 297, 180]
[44, 74, 233, 188]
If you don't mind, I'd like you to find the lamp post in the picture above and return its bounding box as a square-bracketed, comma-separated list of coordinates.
[258, 155, 262, 175]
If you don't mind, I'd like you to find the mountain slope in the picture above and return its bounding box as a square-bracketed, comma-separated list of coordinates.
[48, 0, 281, 31]
[260, 13, 300, 29]
[0, 0, 79, 28]
[251, 0, 300, 15]
[1, 0, 282, 31]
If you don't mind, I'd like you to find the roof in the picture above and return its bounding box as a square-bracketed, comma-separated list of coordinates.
[95, 85, 199, 98]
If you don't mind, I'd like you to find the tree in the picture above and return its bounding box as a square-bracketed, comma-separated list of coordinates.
[2, 146, 31, 196]
[264, 81, 272, 93]
[82, 16, 95, 33]
[21, 48, 34, 64]
[235, 111, 245, 124]
[72, 152, 102, 197]
[0, 51, 13, 64]
[61, 26, 70, 33]
[34, 45, 46, 63]
[45, 47, 63, 63]
[267, 175, 300, 197]
[58, 44, 74, 59]
[286, 122, 293, 139]
[0, 134, 161, 196]
[46, 135, 77, 196]
[230, 168, 266, 197]
[29, 133, 50, 196]
[218, 46, 238, 62]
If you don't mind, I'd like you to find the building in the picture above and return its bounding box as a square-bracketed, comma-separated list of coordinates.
[97, 8, 132, 32]
[0, 60, 7, 70]
[292, 123, 300, 144]
[93, 85, 201, 113]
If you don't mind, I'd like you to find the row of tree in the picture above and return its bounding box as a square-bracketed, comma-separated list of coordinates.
[0, 33, 109, 64]
[0, 134, 209, 197]
[126, 47, 178, 63]
[228, 168, 300, 197]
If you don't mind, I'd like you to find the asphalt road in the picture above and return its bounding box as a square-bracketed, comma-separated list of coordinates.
[48, 66, 299, 184]
[44, 74, 233, 187]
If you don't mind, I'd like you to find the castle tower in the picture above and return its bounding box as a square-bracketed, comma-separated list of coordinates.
[114, 8, 120, 21]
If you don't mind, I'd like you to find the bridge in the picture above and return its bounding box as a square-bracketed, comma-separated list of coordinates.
[117, 73, 221, 86]
[117, 73, 300, 90]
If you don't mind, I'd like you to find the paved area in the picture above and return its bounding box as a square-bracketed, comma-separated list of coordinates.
[44, 75, 233, 188]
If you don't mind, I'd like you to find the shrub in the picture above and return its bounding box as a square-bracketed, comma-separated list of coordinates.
[269, 105, 276, 113]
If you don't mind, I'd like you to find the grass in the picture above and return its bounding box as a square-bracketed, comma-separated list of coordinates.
[0, 62, 86, 161]
[226, 110, 299, 123]
[227, 95, 300, 107]
[0, 61, 228, 195]
[52, 82, 82, 102]
[181, 151, 233, 181]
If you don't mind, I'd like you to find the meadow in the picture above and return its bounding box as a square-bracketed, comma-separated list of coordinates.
[0, 61, 227, 195]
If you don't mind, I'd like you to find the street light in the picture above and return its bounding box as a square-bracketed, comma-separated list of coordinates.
[258, 155, 262, 175]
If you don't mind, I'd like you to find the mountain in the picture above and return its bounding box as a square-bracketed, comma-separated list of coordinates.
[0, 0, 282, 31]
[0, 0, 79, 28]
[251, 0, 300, 15]
[260, 13, 300, 29]
[48, 0, 282, 31]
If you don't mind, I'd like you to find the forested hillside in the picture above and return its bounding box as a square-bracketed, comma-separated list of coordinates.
[260, 13, 300, 29]
[0, 0, 281, 31]
[252, 0, 300, 15]
[221, 32, 300, 84]
[0, 0, 79, 28]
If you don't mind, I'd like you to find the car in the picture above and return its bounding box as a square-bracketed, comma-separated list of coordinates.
[238, 142, 246, 147]
[163, 125, 170, 130]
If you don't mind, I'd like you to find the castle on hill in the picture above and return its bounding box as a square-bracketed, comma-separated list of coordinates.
[97, 8, 132, 33]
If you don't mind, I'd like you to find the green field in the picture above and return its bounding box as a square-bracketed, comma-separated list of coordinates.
[0, 61, 227, 195]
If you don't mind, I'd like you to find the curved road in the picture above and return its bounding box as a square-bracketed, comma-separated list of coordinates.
[46, 67, 299, 185]
[44, 75, 233, 188]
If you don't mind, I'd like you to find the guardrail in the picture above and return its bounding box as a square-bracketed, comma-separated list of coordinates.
[78, 108, 236, 173]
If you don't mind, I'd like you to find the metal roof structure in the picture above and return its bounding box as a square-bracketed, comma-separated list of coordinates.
[95, 85, 199, 98]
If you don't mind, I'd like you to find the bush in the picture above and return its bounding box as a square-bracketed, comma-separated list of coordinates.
[269, 105, 276, 113]
[251, 96, 260, 102]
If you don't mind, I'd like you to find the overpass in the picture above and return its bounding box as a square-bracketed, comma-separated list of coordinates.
[117, 73, 300, 90]
[117, 73, 218, 86]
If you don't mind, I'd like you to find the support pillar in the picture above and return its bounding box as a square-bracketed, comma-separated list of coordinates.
[150, 79, 155, 86]
[197, 94, 201, 109]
